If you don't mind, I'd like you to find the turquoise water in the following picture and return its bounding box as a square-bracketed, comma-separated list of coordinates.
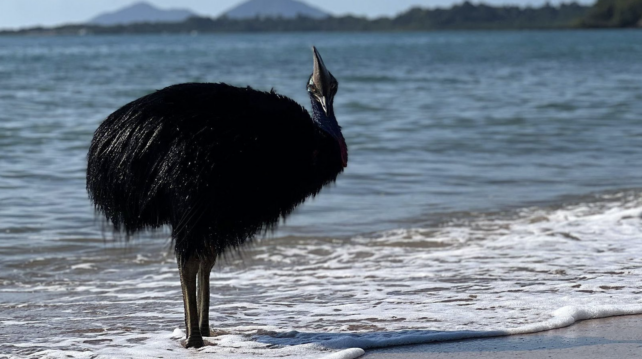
[1, 31, 641, 239]
[1, 31, 641, 358]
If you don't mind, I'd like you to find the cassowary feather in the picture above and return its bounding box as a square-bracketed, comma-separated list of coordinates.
[87, 83, 346, 263]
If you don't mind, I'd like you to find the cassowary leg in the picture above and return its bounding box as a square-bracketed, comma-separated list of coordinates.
[177, 254, 203, 348]
[198, 257, 216, 337]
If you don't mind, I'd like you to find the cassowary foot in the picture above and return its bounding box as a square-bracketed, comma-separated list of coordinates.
[200, 326, 211, 337]
[183, 334, 204, 349]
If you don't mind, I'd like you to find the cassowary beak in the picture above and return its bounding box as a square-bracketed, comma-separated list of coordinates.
[319, 96, 328, 115]
[312, 46, 331, 114]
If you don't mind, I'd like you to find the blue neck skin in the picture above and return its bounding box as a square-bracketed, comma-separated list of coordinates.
[310, 95, 341, 141]
[310, 94, 348, 168]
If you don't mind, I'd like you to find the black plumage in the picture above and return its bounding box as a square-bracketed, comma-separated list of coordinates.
[86, 47, 346, 348]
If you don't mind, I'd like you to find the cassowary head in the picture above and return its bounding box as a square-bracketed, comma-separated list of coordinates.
[307, 46, 347, 168]
[308, 46, 338, 117]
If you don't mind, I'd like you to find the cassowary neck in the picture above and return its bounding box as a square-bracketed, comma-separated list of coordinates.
[310, 97, 332, 124]
[310, 95, 348, 168]
[310, 96, 339, 136]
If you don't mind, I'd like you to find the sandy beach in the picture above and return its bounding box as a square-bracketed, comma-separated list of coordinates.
[363, 315, 642, 358]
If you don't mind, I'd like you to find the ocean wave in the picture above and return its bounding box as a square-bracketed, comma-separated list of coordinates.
[2, 190, 642, 358]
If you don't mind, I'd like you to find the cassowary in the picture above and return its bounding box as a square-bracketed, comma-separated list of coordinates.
[86, 47, 347, 348]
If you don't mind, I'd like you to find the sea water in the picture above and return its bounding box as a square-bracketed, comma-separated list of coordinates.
[0, 31, 641, 358]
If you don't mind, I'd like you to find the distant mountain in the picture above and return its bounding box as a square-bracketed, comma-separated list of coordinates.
[224, 0, 329, 19]
[89, 2, 197, 25]
[1, 2, 595, 36]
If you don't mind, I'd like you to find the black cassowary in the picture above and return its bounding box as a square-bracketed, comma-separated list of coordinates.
[86, 47, 347, 348]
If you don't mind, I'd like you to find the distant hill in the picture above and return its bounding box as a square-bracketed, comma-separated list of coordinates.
[89, 2, 197, 25]
[1, 1, 598, 35]
[224, 0, 329, 19]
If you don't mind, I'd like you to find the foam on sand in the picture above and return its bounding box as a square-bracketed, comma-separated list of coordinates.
[4, 190, 642, 358]
[19, 305, 642, 359]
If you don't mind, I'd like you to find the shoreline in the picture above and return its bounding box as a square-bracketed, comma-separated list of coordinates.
[362, 314, 642, 358]
[2, 28, 641, 37]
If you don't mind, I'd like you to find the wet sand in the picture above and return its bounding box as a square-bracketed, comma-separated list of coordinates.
[363, 315, 642, 358]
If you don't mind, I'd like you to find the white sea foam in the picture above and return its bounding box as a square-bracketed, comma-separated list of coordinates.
[3, 191, 642, 358]
[70, 263, 95, 270]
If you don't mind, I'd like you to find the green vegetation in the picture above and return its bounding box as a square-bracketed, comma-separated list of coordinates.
[392, 2, 589, 30]
[1, 1, 640, 35]
[580, 0, 642, 27]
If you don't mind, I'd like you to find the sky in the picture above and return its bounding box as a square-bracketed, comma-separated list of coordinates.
[0, 0, 593, 30]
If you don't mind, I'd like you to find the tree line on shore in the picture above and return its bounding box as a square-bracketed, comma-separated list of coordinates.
[581, 0, 642, 27]
[2, 0, 640, 35]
